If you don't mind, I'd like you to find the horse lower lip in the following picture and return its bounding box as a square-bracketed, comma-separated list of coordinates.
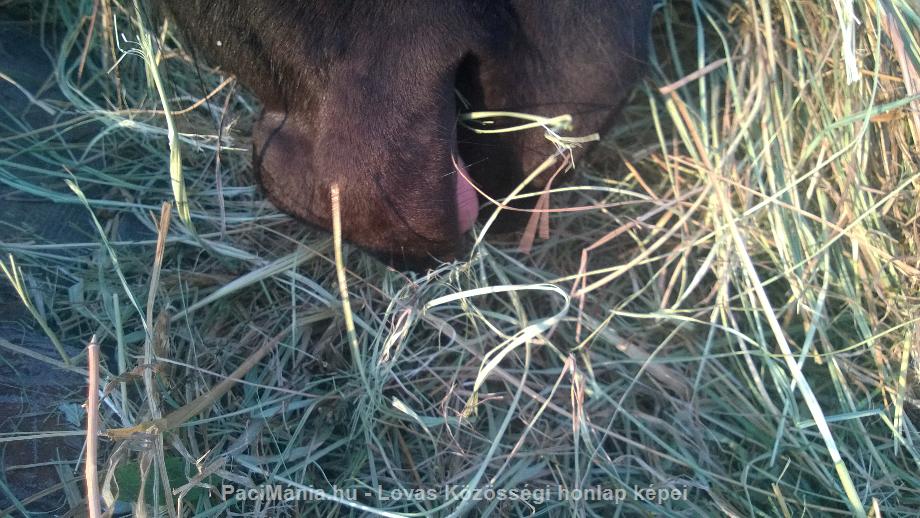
[453, 153, 479, 233]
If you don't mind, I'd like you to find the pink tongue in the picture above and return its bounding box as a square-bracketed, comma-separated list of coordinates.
[454, 156, 479, 233]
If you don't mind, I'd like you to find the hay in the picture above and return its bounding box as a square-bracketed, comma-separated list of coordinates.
[0, 0, 918, 515]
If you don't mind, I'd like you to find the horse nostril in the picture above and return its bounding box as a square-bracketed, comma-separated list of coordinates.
[452, 53, 487, 234]
[454, 53, 484, 113]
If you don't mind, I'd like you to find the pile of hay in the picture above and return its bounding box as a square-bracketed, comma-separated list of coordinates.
[1, 0, 917, 515]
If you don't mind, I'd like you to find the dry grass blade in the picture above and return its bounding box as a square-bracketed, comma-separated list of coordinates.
[85, 334, 101, 518]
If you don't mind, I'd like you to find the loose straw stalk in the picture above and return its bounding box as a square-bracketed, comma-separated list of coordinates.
[85, 335, 101, 518]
